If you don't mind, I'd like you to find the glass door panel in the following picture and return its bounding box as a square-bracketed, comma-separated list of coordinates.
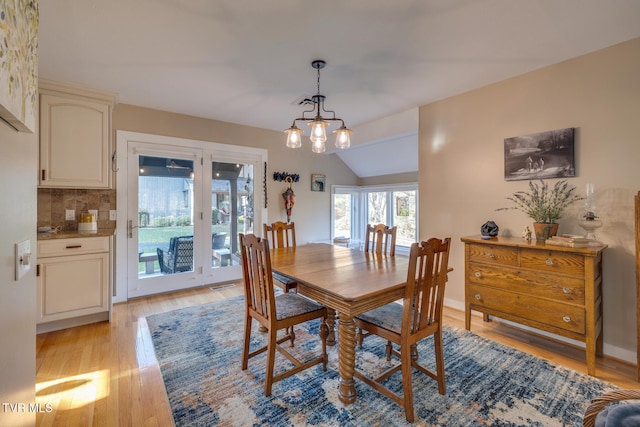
[127, 143, 202, 299]
[210, 161, 254, 270]
[138, 155, 194, 275]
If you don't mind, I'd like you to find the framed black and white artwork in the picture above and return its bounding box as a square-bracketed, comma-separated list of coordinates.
[504, 128, 576, 181]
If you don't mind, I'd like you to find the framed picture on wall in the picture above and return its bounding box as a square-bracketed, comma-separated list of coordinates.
[311, 174, 326, 192]
[503, 127, 576, 181]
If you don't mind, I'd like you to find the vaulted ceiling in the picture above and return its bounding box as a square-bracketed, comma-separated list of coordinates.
[37, 1, 640, 177]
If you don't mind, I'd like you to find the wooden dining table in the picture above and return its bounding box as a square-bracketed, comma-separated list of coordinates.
[269, 243, 409, 404]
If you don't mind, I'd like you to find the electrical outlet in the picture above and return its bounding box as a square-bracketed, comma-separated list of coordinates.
[109, 210, 117, 221]
[65, 209, 75, 220]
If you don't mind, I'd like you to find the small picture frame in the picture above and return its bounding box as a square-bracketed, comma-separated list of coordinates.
[311, 174, 326, 192]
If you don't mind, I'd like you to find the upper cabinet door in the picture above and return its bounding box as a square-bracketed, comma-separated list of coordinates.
[39, 84, 115, 188]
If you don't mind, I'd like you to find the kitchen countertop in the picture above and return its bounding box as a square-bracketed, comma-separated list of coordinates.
[37, 227, 116, 240]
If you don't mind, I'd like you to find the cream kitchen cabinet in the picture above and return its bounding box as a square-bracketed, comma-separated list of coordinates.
[39, 80, 117, 188]
[36, 236, 111, 333]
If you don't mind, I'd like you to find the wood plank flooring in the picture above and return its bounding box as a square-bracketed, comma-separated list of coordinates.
[35, 284, 638, 426]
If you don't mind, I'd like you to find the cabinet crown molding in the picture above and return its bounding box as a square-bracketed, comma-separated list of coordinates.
[39, 78, 118, 106]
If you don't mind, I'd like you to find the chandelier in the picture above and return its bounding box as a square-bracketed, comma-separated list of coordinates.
[284, 60, 352, 153]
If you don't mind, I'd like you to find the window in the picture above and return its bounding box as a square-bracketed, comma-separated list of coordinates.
[332, 183, 418, 253]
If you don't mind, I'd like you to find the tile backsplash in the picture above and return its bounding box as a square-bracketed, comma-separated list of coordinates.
[38, 188, 116, 230]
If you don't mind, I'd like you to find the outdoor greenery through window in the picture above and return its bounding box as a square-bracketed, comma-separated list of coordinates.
[333, 184, 418, 251]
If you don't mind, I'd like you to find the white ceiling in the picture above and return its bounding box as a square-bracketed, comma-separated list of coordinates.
[37, 0, 640, 177]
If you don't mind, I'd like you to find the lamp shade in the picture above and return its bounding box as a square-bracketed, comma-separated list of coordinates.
[309, 120, 329, 144]
[333, 125, 352, 149]
[311, 139, 326, 153]
[284, 126, 303, 148]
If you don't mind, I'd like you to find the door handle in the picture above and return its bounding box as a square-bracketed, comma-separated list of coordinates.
[128, 219, 138, 238]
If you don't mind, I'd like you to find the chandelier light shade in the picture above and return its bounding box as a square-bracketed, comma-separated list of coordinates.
[284, 125, 303, 148]
[284, 60, 352, 153]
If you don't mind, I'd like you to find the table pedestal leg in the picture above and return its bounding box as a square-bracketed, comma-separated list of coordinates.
[337, 313, 357, 404]
[326, 309, 336, 346]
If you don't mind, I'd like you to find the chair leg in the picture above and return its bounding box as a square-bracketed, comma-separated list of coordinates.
[264, 327, 277, 397]
[434, 329, 446, 395]
[401, 343, 415, 423]
[289, 327, 296, 347]
[357, 328, 364, 349]
[385, 341, 393, 360]
[241, 315, 253, 370]
[319, 320, 329, 371]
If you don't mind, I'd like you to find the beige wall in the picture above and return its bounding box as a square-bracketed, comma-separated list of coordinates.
[419, 38, 640, 361]
[113, 104, 359, 243]
[359, 171, 418, 186]
[0, 123, 37, 426]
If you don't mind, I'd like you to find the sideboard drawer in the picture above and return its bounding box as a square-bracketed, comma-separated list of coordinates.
[467, 262, 584, 304]
[468, 284, 585, 334]
[467, 244, 518, 266]
[520, 249, 584, 276]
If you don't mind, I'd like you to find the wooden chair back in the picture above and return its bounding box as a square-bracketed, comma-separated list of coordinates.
[263, 221, 296, 248]
[239, 233, 275, 326]
[239, 232, 329, 397]
[364, 223, 397, 256]
[353, 236, 451, 422]
[404, 237, 451, 337]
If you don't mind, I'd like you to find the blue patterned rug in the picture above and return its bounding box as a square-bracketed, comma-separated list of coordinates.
[146, 295, 617, 426]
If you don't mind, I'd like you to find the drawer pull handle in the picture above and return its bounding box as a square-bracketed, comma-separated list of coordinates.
[65, 245, 82, 249]
[562, 315, 571, 323]
[562, 287, 571, 294]
[474, 271, 481, 278]
[487, 252, 495, 259]
[474, 294, 481, 300]
[545, 259, 553, 266]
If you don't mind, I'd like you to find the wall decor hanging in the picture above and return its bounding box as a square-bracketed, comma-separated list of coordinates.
[282, 176, 295, 223]
[0, 0, 38, 132]
[503, 127, 575, 181]
[311, 174, 326, 192]
[264, 162, 268, 208]
[273, 171, 300, 183]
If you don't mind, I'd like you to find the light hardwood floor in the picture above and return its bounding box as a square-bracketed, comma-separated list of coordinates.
[36, 284, 638, 426]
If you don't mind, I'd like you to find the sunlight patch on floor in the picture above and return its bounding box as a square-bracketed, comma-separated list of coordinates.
[36, 369, 109, 410]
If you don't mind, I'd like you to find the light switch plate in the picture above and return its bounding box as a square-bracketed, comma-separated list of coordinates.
[109, 210, 117, 221]
[15, 240, 31, 281]
[65, 209, 75, 220]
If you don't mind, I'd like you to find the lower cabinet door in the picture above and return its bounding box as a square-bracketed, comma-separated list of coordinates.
[37, 252, 109, 323]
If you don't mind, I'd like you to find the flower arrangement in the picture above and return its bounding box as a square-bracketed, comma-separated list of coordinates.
[496, 179, 583, 224]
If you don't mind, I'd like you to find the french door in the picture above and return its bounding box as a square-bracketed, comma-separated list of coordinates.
[126, 142, 203, 298]
[116, 131, 265, 301]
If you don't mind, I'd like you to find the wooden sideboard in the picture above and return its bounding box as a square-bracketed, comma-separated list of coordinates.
[461, 235, 607, 376]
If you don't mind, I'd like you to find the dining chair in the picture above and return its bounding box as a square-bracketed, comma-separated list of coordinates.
[263, 221, 298, 292]
[364, 223, 397, 256]
[358, 223, 398, 347]
[354, 237, 452, 422]
[239, 233, 329, 397]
